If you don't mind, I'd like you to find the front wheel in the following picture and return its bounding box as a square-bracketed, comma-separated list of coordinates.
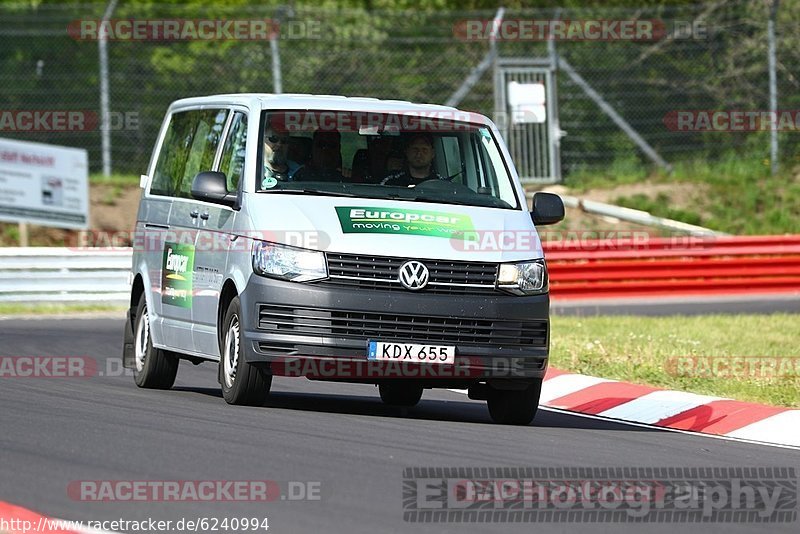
[220, 296, 271, 406]
[132, 294, 178, 389]
[487, 380, 542, 425]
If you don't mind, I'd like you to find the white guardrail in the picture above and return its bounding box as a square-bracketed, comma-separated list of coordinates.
[0, 248, 133, 304]
[527, 192, 727, 237]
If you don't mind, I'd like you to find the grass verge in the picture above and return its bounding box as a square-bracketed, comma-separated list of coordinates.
[0, 303, 127, 316]
[89, 173, 141, 186]
[550, 314, 799, 408]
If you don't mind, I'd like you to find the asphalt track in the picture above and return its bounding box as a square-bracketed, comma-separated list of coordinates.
[1, 318, 798, 534]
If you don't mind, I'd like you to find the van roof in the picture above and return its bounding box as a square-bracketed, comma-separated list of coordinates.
[168, 93, 490, 124]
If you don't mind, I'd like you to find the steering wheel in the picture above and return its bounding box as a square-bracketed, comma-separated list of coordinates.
[443, 169, 464, 182]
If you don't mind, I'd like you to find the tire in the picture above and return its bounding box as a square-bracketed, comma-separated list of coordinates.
[379, 383, 423, 407]
[220, 296, 271, 406]
[132, 294, 179, 389]
[487, 380, 542, 425]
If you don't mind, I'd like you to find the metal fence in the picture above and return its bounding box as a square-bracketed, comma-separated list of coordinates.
[0, 247, 131, 303]
[1, 1, 797, 177]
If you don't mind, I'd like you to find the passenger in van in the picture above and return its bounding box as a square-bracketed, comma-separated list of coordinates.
[262, 125, 301, 186]
[381, 134, 444, 187]
[293, 129, 343, 182]
[354, 137, 401, 184]
[288, 136, 312, 166]
[362, 136, 395, 183]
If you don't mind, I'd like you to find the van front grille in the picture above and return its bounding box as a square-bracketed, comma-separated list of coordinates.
[257, 304, 548, 349]
[319, 253, 500, 295]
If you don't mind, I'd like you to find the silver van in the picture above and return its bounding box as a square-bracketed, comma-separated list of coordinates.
[122, 94, 564, 425]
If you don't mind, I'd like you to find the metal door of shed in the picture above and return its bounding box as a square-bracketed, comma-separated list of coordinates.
[494, 58, 561, 184]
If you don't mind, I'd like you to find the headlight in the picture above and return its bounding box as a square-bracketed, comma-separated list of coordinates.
[252, 241, 327, 282]
[497, 259, 548, 295]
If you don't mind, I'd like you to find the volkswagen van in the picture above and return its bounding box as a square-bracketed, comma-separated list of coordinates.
[122, 94, 564, 425]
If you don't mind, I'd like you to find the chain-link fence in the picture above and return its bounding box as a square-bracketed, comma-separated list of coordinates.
[1, 1, 797, 177]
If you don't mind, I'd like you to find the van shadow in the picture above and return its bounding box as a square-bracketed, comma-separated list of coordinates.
[172, 385, 661, 432]
[172, 386, 223, 398]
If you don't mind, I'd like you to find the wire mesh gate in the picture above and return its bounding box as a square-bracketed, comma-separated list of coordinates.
[494, 58, 561, 185]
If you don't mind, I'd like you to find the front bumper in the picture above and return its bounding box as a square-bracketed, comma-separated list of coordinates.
[240, 275, 550, 382]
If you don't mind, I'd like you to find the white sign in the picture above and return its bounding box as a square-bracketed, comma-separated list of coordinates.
[0, 138, 89, 229]
[507, 81, 547, 124]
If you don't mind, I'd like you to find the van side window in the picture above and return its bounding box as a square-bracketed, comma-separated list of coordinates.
[150, 109, 229, 197]
[218, 112, 248, 192]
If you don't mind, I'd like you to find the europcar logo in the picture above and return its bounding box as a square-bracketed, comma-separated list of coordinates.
[335, 206, 474, 239]
[162, 242, 194, 308]
[165, 247, 190, 280]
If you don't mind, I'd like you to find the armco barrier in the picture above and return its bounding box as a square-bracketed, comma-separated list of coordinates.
[1, 236, 799, 303]
[0, 247, 131, 303]
[543, 235, 800, 299]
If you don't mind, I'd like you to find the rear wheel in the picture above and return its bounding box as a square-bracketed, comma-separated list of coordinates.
[379, 383, 423, 407]
[220, 296, 271, 406]
[487, 380, 542, 425]
[132, 294, 179, 389]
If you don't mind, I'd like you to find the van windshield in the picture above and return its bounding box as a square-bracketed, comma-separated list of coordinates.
[256, 110, 520, 210]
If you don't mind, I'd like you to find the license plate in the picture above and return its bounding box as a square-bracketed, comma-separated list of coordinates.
[367, 341, 455, 365]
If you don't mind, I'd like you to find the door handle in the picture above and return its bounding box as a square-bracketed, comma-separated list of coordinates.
[200, 212, 209, 220]
[190, 210, 200, 219]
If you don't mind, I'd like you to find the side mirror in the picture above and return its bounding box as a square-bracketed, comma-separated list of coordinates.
[531, 192, 565, 226]
[191, 171, 236, 207]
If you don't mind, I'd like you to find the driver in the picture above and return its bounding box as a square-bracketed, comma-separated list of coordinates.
[381, 134, 444, 186]
[292, 129, 343, 182]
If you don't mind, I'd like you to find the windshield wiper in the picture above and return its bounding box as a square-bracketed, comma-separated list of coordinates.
[407, 195, 510, 209]
[403, 195, 486, 207]
[261, 186, 509, 208]
[264, 187, 357, 197]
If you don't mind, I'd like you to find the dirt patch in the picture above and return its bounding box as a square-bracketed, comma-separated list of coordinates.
[90, 184, 140, 233]
[535, 181, 713, 236]
[545, 181, 710, 209]
[542, 206, 664, 237]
